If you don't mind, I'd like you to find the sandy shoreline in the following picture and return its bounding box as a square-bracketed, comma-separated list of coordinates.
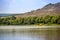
[0, 26, 60, 29]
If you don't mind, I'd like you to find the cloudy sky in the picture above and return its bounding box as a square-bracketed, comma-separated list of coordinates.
[0, 0, 60, 14]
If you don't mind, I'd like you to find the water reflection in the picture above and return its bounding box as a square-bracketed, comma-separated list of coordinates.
[0, 28, 60, 40]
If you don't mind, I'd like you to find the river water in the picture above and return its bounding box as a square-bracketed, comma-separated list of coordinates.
[0, 26, 60, 40]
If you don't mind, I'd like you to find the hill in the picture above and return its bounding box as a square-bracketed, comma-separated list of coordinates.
[15, 2, 60, 17]
[0, 2, 60, 17]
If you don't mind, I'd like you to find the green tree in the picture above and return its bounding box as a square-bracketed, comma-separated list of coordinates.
[10, 16, 16, 20]
[35, 17, 44, 24]
[51, 16, 57, 24]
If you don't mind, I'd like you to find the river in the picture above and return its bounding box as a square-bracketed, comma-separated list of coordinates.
[0, 26, 60, 40]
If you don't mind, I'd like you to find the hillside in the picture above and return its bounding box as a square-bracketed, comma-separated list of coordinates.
[15, 2, 60, 17]
[0, 2, 60, 17]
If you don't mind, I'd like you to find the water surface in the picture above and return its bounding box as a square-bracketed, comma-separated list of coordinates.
[0, 26, 60, 40]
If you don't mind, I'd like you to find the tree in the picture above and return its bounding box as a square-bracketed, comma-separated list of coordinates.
[16, 17, 23, 25]
[57, 19, 60, 24]
[51, 16, 57, 24]
[35, 17, 44, 24]
[56, 16, 60, 24]
[10, 16, 16, 20]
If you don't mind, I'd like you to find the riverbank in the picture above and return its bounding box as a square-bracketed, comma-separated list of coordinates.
[0, 24, 60, 26]
[0, 25, 60, 29]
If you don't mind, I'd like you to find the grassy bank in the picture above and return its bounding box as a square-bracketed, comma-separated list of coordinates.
[0, 24, 60, 26]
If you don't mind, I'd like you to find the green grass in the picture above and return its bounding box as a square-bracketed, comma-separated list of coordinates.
[43, 24, 60, 26]
[0, 24, 60, 26]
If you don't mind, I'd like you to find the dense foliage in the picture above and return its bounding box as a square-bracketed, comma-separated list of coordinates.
[0, 15, 60, 25]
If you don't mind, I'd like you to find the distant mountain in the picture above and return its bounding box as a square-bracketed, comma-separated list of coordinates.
[0, 14, 10, 16]
[0, 2, 60, 17]
[0, 14, 18, 16]
[15, 2, 60, 17]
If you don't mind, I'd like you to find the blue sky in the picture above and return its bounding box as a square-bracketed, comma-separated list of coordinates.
[0, 0, 60, 14]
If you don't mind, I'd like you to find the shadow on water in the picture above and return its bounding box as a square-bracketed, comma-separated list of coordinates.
[0, 26, 60, 40]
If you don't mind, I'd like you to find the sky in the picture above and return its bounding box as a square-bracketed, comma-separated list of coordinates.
[0, 0, 60, 14]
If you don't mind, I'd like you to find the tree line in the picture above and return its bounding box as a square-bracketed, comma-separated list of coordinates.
[0, 15, 60, 25]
